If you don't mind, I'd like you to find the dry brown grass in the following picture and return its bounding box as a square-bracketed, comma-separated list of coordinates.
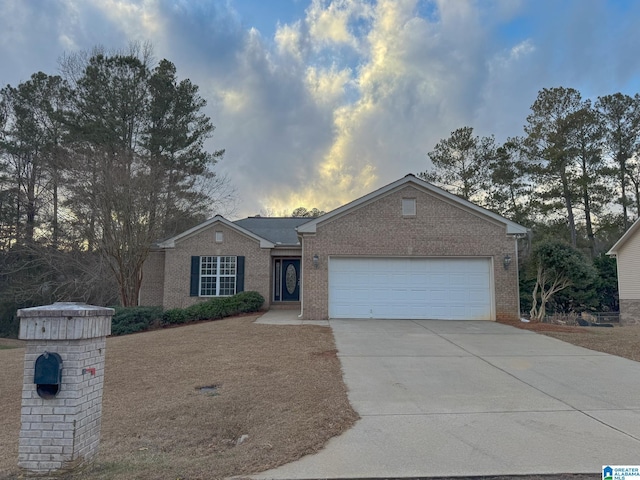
[0, 315, 358, 480]
[498, 318, 640, 362]
[542, 326, 640, 362]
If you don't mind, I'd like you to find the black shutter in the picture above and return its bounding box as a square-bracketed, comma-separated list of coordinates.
[236, 256, 245, 293]
[190, 256, 200, 296]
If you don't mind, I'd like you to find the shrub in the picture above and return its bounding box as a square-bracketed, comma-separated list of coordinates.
[0, 299, 28, 338]
[111, 306, 163, 336]
[184, 302, 208, 322]
[162, 308, 188, 325]
[109, 291, 265, 336]
[233, 291, 265, 312]
[185, 292, 265, 322]
[197, 300, 228, 320]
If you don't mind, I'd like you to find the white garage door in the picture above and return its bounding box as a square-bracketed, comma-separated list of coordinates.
[329, 257, 493, 320]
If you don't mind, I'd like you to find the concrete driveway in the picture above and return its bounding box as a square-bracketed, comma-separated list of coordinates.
[257, 319, 640, 479]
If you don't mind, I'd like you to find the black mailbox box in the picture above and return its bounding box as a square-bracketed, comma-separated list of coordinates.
[34, 351, 63, 399]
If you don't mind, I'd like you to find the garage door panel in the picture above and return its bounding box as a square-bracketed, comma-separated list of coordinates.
[348, 289, 370, 302]
[334, 303, 368, 318]
[410, 273, 428, 283]
[430, 287, 448, 299]
[469, 305, 489, 317]
[329, 257, 493, 320]
[468, 289, 488, 302]
[468, 274, 487, 286]
[430, 273, 448, 284]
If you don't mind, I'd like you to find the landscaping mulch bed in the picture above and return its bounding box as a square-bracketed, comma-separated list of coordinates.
[0, 315, 358, 480]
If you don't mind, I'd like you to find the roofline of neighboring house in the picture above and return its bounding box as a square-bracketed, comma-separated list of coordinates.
[297, 174, 530, 236]
[607, 217, 640, 255]
[156, 215, 275, 249]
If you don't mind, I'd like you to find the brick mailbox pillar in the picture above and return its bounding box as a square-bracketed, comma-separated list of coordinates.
[17, 302, 113, 476]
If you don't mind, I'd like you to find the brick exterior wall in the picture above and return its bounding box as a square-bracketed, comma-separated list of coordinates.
[17, 304, 112, 476]
[19, 338, 107, 473]
[300, 185, 519, 321]
[619, 299, 640, 325]
[161, 223, 272, 309]
[139, 249, 165, 306]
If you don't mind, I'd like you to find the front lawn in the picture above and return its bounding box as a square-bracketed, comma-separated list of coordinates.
[0, 315, 358, 479]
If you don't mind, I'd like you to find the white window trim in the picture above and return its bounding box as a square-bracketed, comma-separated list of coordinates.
[199, 256, 237, 297]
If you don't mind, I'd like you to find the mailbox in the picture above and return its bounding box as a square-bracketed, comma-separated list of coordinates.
[34, 351, 63, 399]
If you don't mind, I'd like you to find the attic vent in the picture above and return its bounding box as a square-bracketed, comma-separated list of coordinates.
[215, 231, 224, 243]
[402, 198, 416, 216]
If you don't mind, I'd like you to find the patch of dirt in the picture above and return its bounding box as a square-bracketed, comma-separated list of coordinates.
[0, 315, 358, 479]
[499, 318, 640, 362]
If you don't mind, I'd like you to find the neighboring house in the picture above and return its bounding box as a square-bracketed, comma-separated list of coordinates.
[607, 219, 640, 325]
[140, 174, 528, 321]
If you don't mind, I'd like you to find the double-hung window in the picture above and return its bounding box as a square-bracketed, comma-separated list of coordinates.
[199, 256, 237, 296]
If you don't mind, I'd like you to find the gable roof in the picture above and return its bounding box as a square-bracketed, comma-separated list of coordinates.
[157, 215, 275, 249]
[233, 217, 311, 245]
[297, 174, 529, 235]
[607, 217, 640, 255]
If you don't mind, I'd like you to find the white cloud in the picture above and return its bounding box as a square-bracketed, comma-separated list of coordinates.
[217, 0, 525, 214]
[275, 21, 305, 60]
[510, 39, 535, 60]
[307, 0, 354, 46]
[1, 0, 640, 219]
[305, 0, 372, 49]
[88, 0, 164, 38]
[306, 66, 351, 106]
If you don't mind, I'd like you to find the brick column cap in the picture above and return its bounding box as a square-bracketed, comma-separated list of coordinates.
[18, 302, 114, 318]
[18, 303, 113, 340]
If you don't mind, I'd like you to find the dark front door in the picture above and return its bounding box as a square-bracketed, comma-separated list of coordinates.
[281, 259, 300, 301]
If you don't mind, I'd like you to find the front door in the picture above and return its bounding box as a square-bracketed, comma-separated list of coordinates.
[281, 259, 300, 301]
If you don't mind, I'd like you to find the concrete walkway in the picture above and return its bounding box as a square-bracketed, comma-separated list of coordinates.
[255, 317, 640, 479]
[254, 309, 329, 326]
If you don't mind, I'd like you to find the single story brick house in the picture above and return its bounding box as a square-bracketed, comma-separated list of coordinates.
[607, 219, 640, 325]
[139, 174, 528, 321]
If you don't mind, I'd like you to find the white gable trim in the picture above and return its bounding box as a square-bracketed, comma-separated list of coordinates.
[297, 174, 529, 235]
[607, 217, 640, 255]
[157, 215, 275, 249]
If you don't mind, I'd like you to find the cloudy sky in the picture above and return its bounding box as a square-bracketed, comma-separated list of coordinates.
[1, 0, 639, 218]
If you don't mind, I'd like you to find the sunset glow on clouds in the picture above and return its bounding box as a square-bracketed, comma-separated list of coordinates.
[1, 0, 639, 217]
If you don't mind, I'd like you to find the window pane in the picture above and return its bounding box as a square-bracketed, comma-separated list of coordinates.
[219, 276, 236, 296]
[201, 256, 217, 275]
[220, 256, 236, 275]
[200, 277, 217, 296]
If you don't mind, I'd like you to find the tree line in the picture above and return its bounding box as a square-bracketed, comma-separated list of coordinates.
[0, 44, 230, 334]
[421, 86, 638, 318]
[1, 63, 633, 333]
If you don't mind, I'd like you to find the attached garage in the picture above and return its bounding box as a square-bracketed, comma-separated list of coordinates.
[328, 257, 493, 320]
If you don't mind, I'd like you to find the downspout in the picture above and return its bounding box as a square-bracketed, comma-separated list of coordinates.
[298, 232, 304, 319]
[514, 235, 520, 320]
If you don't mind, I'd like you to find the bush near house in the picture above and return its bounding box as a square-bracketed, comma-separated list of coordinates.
[111, 291, 265, 336]
[111, 306, 164, 336]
